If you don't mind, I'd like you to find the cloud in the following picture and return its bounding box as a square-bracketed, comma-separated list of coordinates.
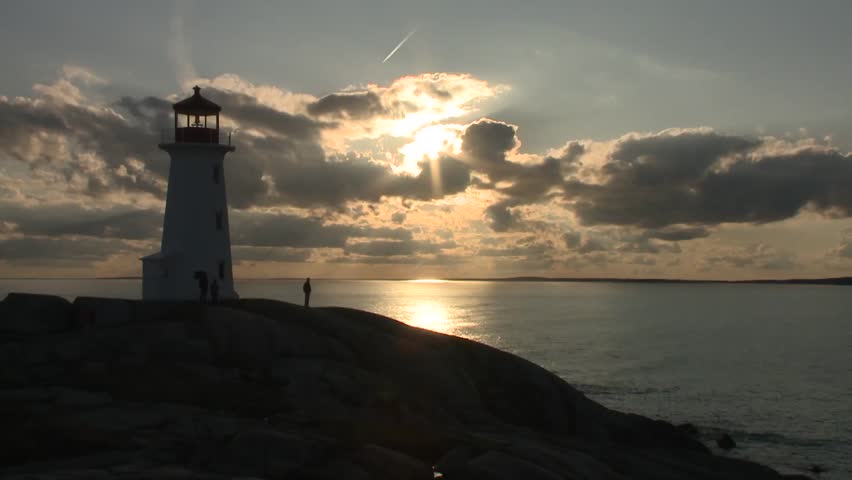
[460, 119, 569, 232]
[0, 236, 135, 266]
[344, 239, 456, 257]
[229, 210, 412, 248]
[704, 243, 796, 270]
[562, 231, 582, 248]
[0, 202, 161, 240]
[477, 242, 552, 258]
[307, 92, 386, 119]
[577, 236, 608, 254]
[232, 246, 312, 263]
[565, 129, 852, 228]
[329, 253, 460, 265]
[461, 119, 519, 171]
[305, 73, 507, 149]
[484, 201, 522, 232]
[827, 241, 852, 259]
[6, 67, 852, 278]
[645, 225, 712, 241]
[391, 211, 407, 224]
[208, 88, 325, 139]
[0, 69, 483, 212]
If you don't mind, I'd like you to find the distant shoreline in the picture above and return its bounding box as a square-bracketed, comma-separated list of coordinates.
[2, 275, 851, 285]
[446, 276, 852, 285]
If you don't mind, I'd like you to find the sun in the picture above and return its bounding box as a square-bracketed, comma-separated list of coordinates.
[397, 125, 463, 175]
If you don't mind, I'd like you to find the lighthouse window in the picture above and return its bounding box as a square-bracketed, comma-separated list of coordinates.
[218, 261, 225, 279]
[213, 165, 220, 184]
[215, 211, 223, 231]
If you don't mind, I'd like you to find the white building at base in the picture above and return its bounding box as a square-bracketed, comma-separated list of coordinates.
[141, 86, 238, 301]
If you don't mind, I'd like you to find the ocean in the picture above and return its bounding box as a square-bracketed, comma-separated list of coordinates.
[2, 278, 850, 478]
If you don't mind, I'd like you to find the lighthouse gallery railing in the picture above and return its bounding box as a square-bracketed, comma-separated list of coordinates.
[160, 128, 233, 146]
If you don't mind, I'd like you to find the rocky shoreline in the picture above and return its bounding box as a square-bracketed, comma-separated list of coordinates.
[0, 293, 812, 479]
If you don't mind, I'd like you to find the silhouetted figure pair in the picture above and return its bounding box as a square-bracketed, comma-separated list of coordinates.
[194, 271, 209, 303]
[303, 278, 312, 307]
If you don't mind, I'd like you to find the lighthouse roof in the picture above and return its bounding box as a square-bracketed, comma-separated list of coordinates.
[173, 86, 221, 115]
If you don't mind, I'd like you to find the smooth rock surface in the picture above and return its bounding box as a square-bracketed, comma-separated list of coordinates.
[0, 293, 812, 480]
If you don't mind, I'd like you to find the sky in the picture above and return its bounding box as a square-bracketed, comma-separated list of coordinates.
[2, 0, 852, 279]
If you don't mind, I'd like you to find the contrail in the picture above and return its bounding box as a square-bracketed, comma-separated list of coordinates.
[382, 29, 417, 63]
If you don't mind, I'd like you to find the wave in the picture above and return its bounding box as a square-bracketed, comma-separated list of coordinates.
[571, 382, 848, 451]
[697, 425, 848, 449]
[572, 382, 680, 396]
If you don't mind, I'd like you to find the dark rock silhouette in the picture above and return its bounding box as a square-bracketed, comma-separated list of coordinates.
[0, 293, 73, 335]
[717, 433, 737, 450]
[0, 293, 813, 479]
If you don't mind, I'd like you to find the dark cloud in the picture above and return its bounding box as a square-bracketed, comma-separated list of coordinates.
[0, 236, 134, 265]
[462, 120, 565, 231]
[307, 92, 386, 119]
[0, 94, 168, 197]
[562, 231, 582, 249]
[561, 227, 684, 255]
[577, 237, 608, 254]
[461, 119, 518, 170]
[485, 201, 521, 232]
[329, 253, 459, 265]
[344, 239, 456, 257]
[266, 153, 472, 208]
[206, 88, 326, 139]
[565, 130, 852, 228]
[232, 246, 312, 263]
[0, 202, 161, 240]
[560, 141, 586, 166]
[229, 211, 412, 248]
[645, 225, 712, 241]
[391, 211, 406, 224]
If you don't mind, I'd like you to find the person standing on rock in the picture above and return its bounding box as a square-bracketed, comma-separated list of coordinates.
[303, 277, 312, 307]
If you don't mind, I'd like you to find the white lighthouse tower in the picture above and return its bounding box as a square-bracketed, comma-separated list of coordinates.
[141, 86, 238, 301]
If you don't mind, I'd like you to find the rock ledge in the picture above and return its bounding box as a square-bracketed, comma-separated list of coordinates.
[0, 293, 809, 479]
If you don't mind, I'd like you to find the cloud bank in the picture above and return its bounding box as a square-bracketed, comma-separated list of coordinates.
[3, 66, 852, 278]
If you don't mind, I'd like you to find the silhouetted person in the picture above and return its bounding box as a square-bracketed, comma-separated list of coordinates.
[194, 271, 208, 303]
[302, 278, 312, 307]
[210, 280, 219, 305]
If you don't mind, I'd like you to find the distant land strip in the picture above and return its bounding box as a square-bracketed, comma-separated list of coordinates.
[445, 276, 852, 285]
[1, 276, 850, 285]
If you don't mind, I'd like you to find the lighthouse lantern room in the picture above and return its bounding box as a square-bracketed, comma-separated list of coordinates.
[142, 86, 238, 301]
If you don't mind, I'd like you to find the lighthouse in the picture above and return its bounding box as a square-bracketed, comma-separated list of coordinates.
[141, 86, 238, 301]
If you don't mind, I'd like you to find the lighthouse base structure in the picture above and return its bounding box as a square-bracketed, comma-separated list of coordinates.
[142, 142, 238, 301]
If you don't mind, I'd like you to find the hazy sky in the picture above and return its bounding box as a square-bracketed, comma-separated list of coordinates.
[2, 0, 852, 279]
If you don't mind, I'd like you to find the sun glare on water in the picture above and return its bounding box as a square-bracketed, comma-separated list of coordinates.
[408, 301, 452, 333]
[408, 278, 449, 283]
